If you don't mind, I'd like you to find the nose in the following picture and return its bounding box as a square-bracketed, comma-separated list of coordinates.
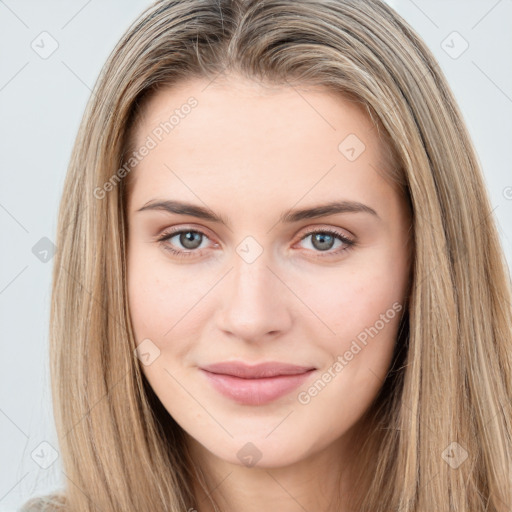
[215, 252, 293, 343]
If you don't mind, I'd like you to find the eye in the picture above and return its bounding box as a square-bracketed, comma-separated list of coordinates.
[156, 228, 214, 258]
[297, 228, 355, 257]
[155, 226, 356, 260]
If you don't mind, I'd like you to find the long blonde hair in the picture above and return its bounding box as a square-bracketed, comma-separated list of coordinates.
[22, 0, 512, 510]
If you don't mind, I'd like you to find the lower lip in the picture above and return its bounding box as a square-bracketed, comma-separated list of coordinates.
[200, 369, 315, 405]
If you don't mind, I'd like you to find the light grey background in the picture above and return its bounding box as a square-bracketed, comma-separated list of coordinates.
[1, 1, 511, 510]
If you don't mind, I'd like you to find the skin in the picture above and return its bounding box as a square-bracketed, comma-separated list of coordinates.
[126, 73, 412, 512]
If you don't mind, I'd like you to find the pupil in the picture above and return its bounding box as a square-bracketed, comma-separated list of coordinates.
[182, 231, 201, 249]
[314, 233, 334, 251]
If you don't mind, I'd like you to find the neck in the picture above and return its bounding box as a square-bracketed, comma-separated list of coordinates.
[184, 422, 370, 512]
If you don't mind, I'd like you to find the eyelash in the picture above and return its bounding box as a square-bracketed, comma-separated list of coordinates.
[155, 227, 356, 260]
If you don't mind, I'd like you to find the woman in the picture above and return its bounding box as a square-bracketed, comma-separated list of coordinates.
[21, 0, 512, 510]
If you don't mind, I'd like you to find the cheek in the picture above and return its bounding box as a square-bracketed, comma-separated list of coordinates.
[303, 261, 405, 340]
[298, 256, 406, 394]
[295, 272, 403, 426]
[127, 244, 188, 345]
[127, 249, 200, 398]
[127, 244, 215, 373]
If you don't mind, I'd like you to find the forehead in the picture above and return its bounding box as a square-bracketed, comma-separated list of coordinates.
[127, 75, 397, 214]
[134, 75, 376, 148]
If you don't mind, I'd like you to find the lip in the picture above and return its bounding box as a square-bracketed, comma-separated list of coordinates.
[199, 361, 316, 405]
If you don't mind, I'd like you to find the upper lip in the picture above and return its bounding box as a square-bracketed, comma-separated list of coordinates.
[200, 361, 316, 379]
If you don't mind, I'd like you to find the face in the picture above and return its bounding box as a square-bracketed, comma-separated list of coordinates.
[126, 74, 411, 471]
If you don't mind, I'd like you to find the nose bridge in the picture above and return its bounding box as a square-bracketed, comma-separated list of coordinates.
[216, 247, 292, 340]
[233, 251, 273, 303]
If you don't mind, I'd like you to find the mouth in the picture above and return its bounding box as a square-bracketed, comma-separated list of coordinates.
[199, 361, 316, 405]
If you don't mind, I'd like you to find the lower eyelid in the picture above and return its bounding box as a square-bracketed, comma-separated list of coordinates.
[157, 229, 212, 248]
[298, 231, 355, 253]
[157, 228, 354, 256]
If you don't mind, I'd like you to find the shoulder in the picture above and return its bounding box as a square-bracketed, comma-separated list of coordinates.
[18, 493, 67, 512]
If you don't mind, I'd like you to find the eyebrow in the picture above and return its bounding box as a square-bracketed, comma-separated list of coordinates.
[136, 199, 380, 225]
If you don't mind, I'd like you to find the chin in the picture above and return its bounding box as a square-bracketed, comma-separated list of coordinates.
[194, 433, 312, 469]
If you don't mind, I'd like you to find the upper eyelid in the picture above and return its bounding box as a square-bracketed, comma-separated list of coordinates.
[157, 225, 354, 246]
[157, 225, 216, 243]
